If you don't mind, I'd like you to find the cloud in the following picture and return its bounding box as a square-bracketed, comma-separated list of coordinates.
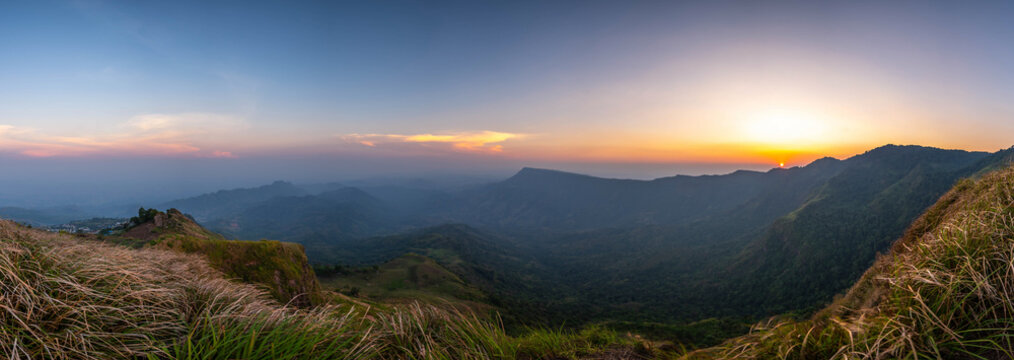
[125, 113, 245, 133]
[341, 131, 523, 153]
[205, 151, 237, 158]
[0, 113, 245, 158]
[0, 125, 31, 137]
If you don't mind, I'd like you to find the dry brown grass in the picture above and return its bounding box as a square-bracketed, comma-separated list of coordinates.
[0, 221, 369, 359]
[2, 220, 201, 358]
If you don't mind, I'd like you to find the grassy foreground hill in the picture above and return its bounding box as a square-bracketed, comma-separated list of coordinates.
[0, 215, 680, 359]
[687, 165, 1014, 359]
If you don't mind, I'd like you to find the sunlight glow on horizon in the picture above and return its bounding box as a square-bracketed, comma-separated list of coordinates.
[741, 110, 829, 145]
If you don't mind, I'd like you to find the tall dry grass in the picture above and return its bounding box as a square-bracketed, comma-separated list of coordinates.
[1, 221, 204, 359]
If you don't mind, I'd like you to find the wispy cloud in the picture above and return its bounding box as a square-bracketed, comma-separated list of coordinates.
[204, 150, 237, 158]
[0, 113, 245, 158]
[0, 125, 31, 137]
[125, 113, 244, 134]
[341, 131, 524, 153]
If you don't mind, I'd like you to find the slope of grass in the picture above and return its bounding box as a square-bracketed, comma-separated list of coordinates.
[155, 233, 322, 307]
[687, 165, 1014, 359]
[0, 219, 368, 359]
[105, 208, 324, 307]
[318, 253, 490, 309]
[0, 218, 675, 359]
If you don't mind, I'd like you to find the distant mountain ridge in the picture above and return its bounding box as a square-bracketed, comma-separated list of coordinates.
[0, 205, 97, 226]
[168, 152, 851, 242]
[207, 186, 396, 244]
[455, 161, 847, 231]
[159, 180, 307, 222]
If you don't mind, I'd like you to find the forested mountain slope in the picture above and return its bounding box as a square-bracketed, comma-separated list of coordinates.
[689, 164, 1014, 359]
[721, 145, 1009, 315]
[493, 146, 1004, 324]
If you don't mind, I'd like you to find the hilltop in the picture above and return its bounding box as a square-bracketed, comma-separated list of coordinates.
[688, 165, 1014, 359]
[105, 208, 322, 306]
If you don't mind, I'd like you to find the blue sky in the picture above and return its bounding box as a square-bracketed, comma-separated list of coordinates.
[2, 0, 1014, 205]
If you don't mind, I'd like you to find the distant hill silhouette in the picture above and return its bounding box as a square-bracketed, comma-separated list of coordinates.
[159, 180, 307, 222]
[0, 205, 96, 226]
[206, 186, 397, 245]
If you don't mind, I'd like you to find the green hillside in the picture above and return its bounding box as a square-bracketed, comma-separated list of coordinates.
[688, 165, 1014, 359]
[697, 145, 1007, 317]
[317, 224, 578, 326]
[317, 253, 492, 311]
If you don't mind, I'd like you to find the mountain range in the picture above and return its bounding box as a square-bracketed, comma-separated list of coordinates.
[148, 144, 1014, 329]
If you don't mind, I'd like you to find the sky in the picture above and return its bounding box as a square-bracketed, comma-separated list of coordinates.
[2, 0, 1014, 206]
